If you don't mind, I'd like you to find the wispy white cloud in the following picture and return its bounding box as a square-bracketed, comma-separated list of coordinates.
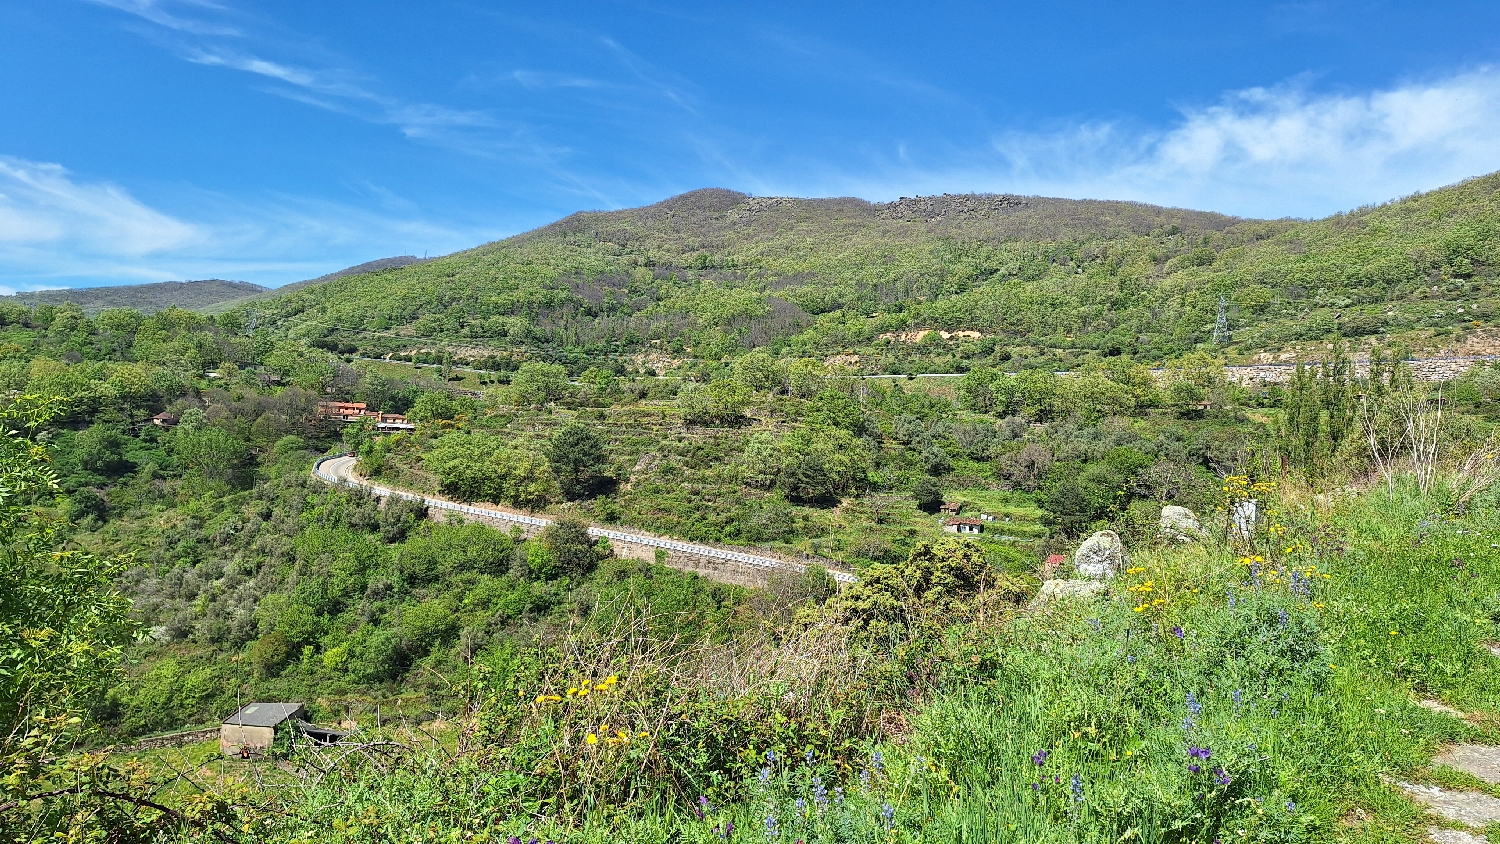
[0, 157, 200, 255]
[0, 154, 486, 289]
[807, 67, 1500, 219]
[83, 0, 239, 36]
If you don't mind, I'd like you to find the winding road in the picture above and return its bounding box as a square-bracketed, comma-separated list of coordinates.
[312, 454, 857, 585]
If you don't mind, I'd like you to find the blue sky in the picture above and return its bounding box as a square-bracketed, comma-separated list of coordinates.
[4, 1, 1500, 291]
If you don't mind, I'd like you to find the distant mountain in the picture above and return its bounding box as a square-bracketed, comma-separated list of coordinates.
[198, 256, 430, 314]
[2, 279, 268, 315]
[249, 176, 1500, 368]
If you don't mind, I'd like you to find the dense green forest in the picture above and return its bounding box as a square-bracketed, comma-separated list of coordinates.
[3, 176, 1500, 843]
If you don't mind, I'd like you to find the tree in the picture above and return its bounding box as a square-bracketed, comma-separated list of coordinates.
[912, 476, 944, 513]
[678, 380, 751, 425]
[424, 432, 559, 509]
[537, 517, 608, 581]
[0, 398, 157, 839]
[511, 362, 571, 406]
[833, 537, 995, 638]
[408, 390, 479, 423]
[739, 427, 870, 503]
[171, 425, 249, 485]
[546, 421, 608, 499]
[74, 423, 129, 475]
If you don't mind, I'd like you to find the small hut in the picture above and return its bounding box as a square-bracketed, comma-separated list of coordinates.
[220, 702, 306, 756]
[943, 517, 982, 535]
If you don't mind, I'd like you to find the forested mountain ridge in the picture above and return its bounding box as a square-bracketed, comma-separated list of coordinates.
[251, 174, 1499, 374]
[3, 279, 268, 315]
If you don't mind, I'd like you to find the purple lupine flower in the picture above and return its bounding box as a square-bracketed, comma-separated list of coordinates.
[1186, 692, 1202, 716]
[765, 750, 777, 763]
[1232, 689, 1243, 710]
[508, 838, 522, 844]
[880, 803, 895, 831]
[859, 767, 871, 788]
[1277, 608, 1289, 628]
[765, 815, 779, 838]
[804, 748, 814, 765]
[812, 776, 829, 809]
[871, 750, 884, 773]
[1087, 618, 1102, 632]
[1032, 749, 1049, 766]
[1187, 746, 1211, 760]
[1213, 767, 1231, 785]
[1171, 626, 1184, 639]
[794, 797, 806, 814]
[1070, 774, 1083, 803]
[1188, 764, 1201, 774]
[759, 766, 772, 785]
[834, 786, 845, 806]
[1285, 801, 1296, 813]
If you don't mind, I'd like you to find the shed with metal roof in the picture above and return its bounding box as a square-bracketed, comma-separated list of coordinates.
[220, 702, 307, 756]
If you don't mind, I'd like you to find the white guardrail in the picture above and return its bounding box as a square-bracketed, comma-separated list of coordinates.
[312, 454, 857, 584]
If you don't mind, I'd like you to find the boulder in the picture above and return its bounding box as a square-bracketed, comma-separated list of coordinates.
[1073, 530, 1129, 580]
[1159, 505, 1206, 543]
[1030, 579, 1106, 606]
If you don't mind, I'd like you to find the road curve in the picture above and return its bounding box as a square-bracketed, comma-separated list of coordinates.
[312, 454, 857, 585]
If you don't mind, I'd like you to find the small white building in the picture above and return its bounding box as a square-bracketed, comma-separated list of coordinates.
[943, 517, 983, 535]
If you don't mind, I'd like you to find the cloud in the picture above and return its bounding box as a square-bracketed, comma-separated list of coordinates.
[83, 0, 239, 36]
[833, 67, 1500, 219]
[0, 157, 200, 255]
[0, 154, 486, 289]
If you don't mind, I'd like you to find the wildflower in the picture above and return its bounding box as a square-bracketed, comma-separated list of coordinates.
[759, 766, 772, 786]
[765, 815, 779, 839]
[880, 803, 895, 831]
[1277, 608, 1289, 628]
[804, 748, 814, 765]
[1213, 767, 1231, 785]
[766, 750, 778, 763]
[1285, 801, 1296, 813]
[859, 768, 871, 788]
[795, 797, 806, 816]
[1232, 689, 1243, 712]
[871, 750, 885, 773]
[812, 776, 829, 809]
[1032, 749, 1049, 766]
[509, 837, 522, 844]
[834, 786, 845, 806]
[715, 822, 734, 839]
[1171, 626, 1184, 639]
[1186, 692, 1202, 716]
[1188, 746, 1211, 760]
[1188, 764, 1201, 774]
[1070, 774, 1084, 803]
[585, 733, 598, 745]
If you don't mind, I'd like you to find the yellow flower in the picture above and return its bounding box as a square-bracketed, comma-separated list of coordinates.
[585, 733, 598, 745]
[637, 731, 649, 738]
[1389, 630, 1399, 636]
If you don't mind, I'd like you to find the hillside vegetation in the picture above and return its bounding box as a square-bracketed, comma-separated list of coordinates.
[1, 174, 1499, 843]
[3, 279, 269, 315]
[257, 175, 1500, 375]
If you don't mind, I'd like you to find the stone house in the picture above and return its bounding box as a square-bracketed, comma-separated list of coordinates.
[220, 702, 306, 756]
[944, 517, 982, 535]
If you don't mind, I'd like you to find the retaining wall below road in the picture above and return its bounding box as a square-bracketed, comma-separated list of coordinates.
[312, 455, 855, 589]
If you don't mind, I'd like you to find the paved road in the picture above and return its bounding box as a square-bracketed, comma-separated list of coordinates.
[313, 454, 857, 584]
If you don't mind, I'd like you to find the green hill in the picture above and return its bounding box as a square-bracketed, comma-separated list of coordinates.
[252, 175, 1500, 371]
[4, 279, 268, 315]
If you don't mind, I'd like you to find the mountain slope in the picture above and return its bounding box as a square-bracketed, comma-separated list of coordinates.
[252, 175, 1500, 370]
[3, 279, 268, 315]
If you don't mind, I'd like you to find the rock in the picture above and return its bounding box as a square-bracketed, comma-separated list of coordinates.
[1030, 579, 1106, 606]
[1159, 506, 1206, 543]
[1435, 745, 1500, 785]
[1230, 499, 1259, 542]
[1486, 642, 1500, 659]
[1074, 531, 1128, 580]
[1397, 781, 1500, 827]
[1430, 827, 1488, 844]
[1419, 699, 1466, 719]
